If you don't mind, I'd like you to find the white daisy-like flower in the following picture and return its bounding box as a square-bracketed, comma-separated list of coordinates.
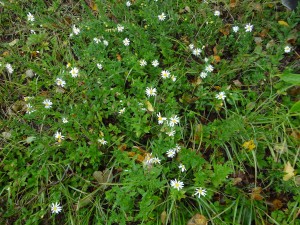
[30, 30, 36, 34]
[70, 67, 79, 77]
[145, 87, 157, 97]
[140, 59, 147, 67]
[245, 23, 253, 32]
[103, 40, 109, 46]
[117, 24, 124, 32]
[51, 202, 62, 214]
[158, 12, 166, 21]
[166, 149, 176, 158]
[192, 48, 202, 56]
[205, 64, 214, 72]
[119, 107, 126, 114]
[43, 99, 53, 109]
[143, 153, 153, 166]
[56, 78, 66, 87]
[98, 138, 107, 145]
[179, 163, 186, 172]
[189, 44, 194, 50]
[93, 37, 101, 44]
[214, 10, 220, 16]
[194, 187, 207, 198]
[166, 130, 175, 136]
[175, 144, 181, 153]
[5, 63, 13, 74]
[284, 46, 291, 53]
[157, 112, 167, 125]
[200, 72, 208, 79]
[232, 26, 239, 33]
[161, 70, 170, 79]
[126, 1, 131, 7]
[171, 75, 177, 82]
[72, 25, 80, 35]
[27, 12, 35, 22]
[26, 103, 35, 114]
[170, 179, 184, 190]
[152, 157, 161, 164]
[169, 115, 179, 127]
[151, 59, 159, 67]
[204, 57, 209, 62]
[215, 91, 226, 100]
[62, 117, 68, 123]
[123, 38, 130, 46]
[54, 131, 64, 143]
[97, 63, 103, 70]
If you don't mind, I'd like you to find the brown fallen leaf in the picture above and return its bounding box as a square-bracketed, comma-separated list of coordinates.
[251, 187, 263, 201]
[272, 199, 283, 210]
[187, 214, 207, 225]
[283, 161, 295, 181]
[230, 0, 237, 8]
[213, 55, 221, 63]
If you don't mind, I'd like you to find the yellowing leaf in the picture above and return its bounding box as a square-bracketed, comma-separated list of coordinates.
[145, 100, 154, 112]
[278, 20, 289, 27]
[283, 161, 295, 181]
[242, 140, 256, 151]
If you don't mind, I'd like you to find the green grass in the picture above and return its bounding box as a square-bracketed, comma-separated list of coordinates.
[1, 0, 300, 224]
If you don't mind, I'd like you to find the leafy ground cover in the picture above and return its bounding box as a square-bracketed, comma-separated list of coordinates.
[0, 0, 300, 224]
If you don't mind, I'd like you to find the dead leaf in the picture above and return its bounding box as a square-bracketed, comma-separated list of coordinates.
[219, 24, 230, 36]
[272, 199, 283, 210]
[283, 161, 295, 181]
[213, 55, 221, 63]
[93, 169, 113, 189]
[251, 187, 263, 200]
[278, 20, 289, 27]
[116, 53, 122, 61]
[233, 80, 242, 87]
[229, 0, 237, 8]
[193, 123, 203, 142]
[161, 211, 167, 225]
[233, 177, 242, 185]
[187, 214, 207, 225]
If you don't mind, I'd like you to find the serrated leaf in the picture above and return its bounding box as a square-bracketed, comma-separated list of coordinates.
[283, 161, 295, 181]
[290, 101, 300, 113]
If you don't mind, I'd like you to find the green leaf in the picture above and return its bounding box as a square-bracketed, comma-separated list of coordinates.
[290, 101, 300, 113]
[279, 73, 300, 85]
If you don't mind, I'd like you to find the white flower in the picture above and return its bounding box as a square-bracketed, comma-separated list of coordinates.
[126, 1, 131, 7]
[175, 144, 181, 153]
[284, 46, 291, 53]
[43, 99, 53, 109]
[205, 64, 214, 72]
[143, 153, 153, 166]
[204, 57, 209, 62]
[166, 149, 176, 158]
[93, 38, 101, 44]
[215, 91, 226, 100]
[232, 26, 239, 33]
[54, 131, 64, 143]
[171, 75, 177, 82]
[70, 67, 79, 77]
[214, 10, 220, 16]
[139, 59, 147, 66]
[245, 23, 253, 32]
[5, 63, 13, 74]
[72, 25, 80, 35]
[189, 44, 194, 50]
[62, 118, 68, 123]
[152, 157, 161, 164]
[170, 179, 184, 190]
[192, 48, 202, 56]
[194, 187, 207, 198]
[157, 112, 167, 125]
[117, 24, 124, 32]
[30, 30, 36, 34]
[97, 63, 103, 70]
[200, 72, 208, 78]
[119, 107, 126, 114]
[103, 40, 109, 46]
[26, 103, 35, 114]
[56, 78, 66, 87]
[158, 13, 166, 21]
[51, 202, 62, 214]
[151, 59, 159, 67]
[145, 87, 157, 97]
[161, 70, 170, 79]
[27, 12, 34, 22]
[123, 38, 130, 46]
[98, 138, 107, 145]
[179, 163, 186, 172]
[166, 130, 175, 136]
[169, 115, 179, 127]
